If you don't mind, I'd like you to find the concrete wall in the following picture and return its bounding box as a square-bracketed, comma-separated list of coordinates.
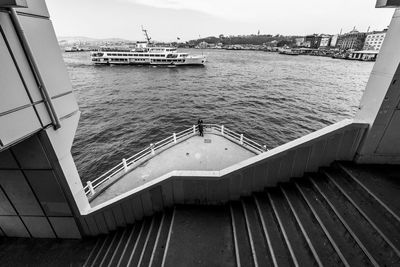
[78, 120, 367, 236]
[355, 8, 400, 163]
[0, 0, 89, 237]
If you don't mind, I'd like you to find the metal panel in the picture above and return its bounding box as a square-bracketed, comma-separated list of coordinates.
[173, 179, 184, 204]
[130, 196, 144, 220]
[253, 162, 268, 190]
[84, 215, 99, 236]
[52, 93, 79, 119]
[141, 190, 153, 216]
[21, 216, 55, 238]
[11, 133, 50, 169]
[0, 187, 16, 215]
[112, 204, 126, 227]
[24, 170, 72, 216]
[278, 152, 295, 180]
[228, 172, 242, 200]
[0, 170, 43, 215]
[103, 209, 116, 231]
[0, 106, 41, 147]
[150, 186, 163, 212]
[377, 110, 400, 154]
[243, 167, 255, 193]
[306, 140, 326, 172]
[94, 213, 108, 234]
[0, 215, 29, 237]
[337, 129, 358, 160]
[266, 158, 281, 186]
[291, 146, 311, 178]
[121, 201, 135, 224]
[49, 217, 81, 239]
[15, 0, 49, 17]
[0, 29, 31, 114]
[19, 16, 72, 97]
[0, 149, 18, 169]
[161, 181, 174, 207]
[0, 13, 42, 102]
[322, 134, 343, 166]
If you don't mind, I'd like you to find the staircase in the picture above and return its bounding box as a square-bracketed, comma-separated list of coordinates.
[1, 162, 400, 266]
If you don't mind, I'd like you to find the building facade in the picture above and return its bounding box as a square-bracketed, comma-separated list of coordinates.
[337, 29, 367, 50]
[363, 30, 387, 51]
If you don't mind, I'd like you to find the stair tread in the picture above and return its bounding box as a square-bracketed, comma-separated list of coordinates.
[312, 174, 400, 266]
[164, 205, 236, 267]
[325, 168, 400, 252]
[242, 197, 274, 266]
[268, 189, 318, 267]
[339, 163, 400, 216]
[296, 180, 374, 267]
[254, 193, 295, 267]
[281, 184, 344, 266]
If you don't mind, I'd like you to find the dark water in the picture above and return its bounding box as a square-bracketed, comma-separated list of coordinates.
[63, 49, 374, 183]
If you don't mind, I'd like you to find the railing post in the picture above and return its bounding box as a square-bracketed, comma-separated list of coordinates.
[122, 158, 128, 172]
[221, 125, 224, 135]
[240, 134, 244, 145]
[173, 133, 177, 143]
[87, 181, 95, 196]
[150, 143, 155, 155]
[263, 145, 267, 151]
[193, 125, 196, 134]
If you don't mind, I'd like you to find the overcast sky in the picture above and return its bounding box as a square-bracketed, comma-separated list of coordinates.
[46, 0, 393, 41]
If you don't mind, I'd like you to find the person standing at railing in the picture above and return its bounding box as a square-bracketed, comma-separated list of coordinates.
[198, 119, 204, 137]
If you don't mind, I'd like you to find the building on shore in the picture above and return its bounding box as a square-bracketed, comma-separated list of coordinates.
[337, 29, 367, 51]
[318, 34, 332, 48]
[363, 29, 387, 51]
[304, 34, 332, 49]
[330, 34, 339, 47]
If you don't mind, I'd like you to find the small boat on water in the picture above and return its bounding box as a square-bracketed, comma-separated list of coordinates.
[91, 28, 206, 66]
[279, 49, 300, 56]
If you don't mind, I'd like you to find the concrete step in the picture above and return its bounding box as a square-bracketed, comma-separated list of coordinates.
[149, 209, 174, 267]
[253, 192, 295, 267]
[138, 213, 163, 267]
[338, 162, 400, 222]
[281, 183, 344, 266]
[163, 205, 235, 267]
[268, 188, 318, 267]
[311, 173, 400, 266]
[241, 197, 274, 266]
[2, 162, 400, 267]
[325, 167, 400, 255]
[230, 201, 254, 267]
[295, 179, 374, 267]
[116, 221, 143, 266]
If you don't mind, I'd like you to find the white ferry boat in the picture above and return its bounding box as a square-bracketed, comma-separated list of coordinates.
[90, 45, 206, 66]
[91, 28, 206, 66]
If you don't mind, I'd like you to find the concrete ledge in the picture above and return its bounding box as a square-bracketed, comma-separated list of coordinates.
[81, 119, 368, 215]
[0, 0, 27, 8]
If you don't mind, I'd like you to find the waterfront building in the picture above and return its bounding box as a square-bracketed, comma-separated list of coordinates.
[2, 0, 400, 266]
[295, 37, 305, 47]
[318, 34, 332, 48]
[330, 34, 339, 47]
[363, 30, 387, 51]
[337, 29, 367, 50]
[305, 34, 319, 48]
[305, 34, 332, 49]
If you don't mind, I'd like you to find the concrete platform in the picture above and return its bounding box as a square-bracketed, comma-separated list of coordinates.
[91, 133, 256, 206]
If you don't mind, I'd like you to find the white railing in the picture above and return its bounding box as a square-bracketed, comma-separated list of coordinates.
[83, 124, 267, 196]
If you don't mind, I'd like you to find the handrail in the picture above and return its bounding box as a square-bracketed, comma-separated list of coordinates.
[84, 123, 267, 196]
